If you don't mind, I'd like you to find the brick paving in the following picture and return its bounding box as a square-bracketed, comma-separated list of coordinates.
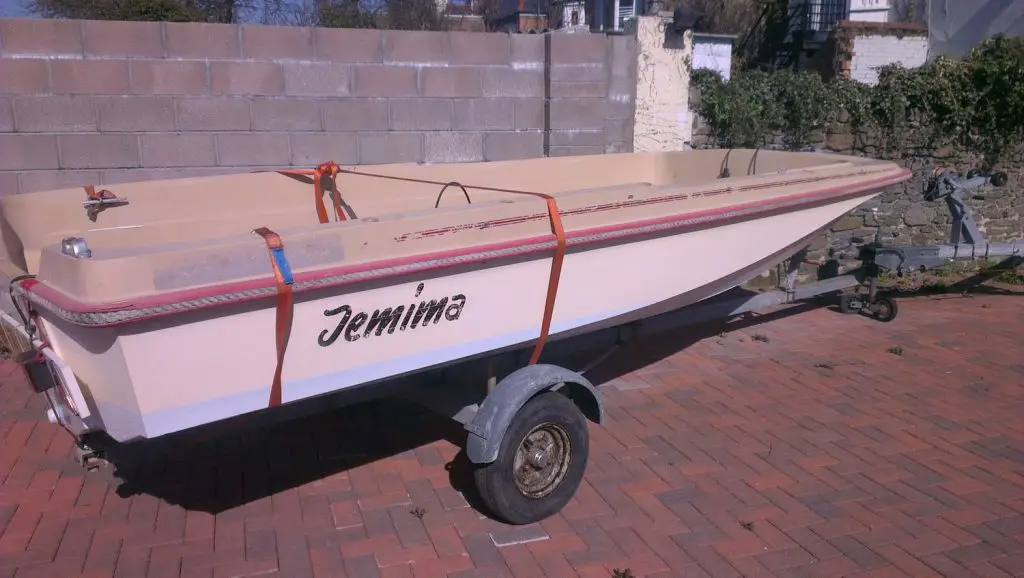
[2, 292, 1024, 577]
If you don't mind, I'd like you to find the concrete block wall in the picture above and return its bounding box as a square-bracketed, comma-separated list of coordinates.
[0, 18, 637, 194]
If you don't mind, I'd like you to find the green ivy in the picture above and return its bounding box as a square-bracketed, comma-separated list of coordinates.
[692, 34, 1024, 167]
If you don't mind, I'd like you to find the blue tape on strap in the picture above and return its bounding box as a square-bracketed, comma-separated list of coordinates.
[270, 247, 295, 285]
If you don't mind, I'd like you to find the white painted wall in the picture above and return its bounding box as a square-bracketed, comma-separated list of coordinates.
[849, 33, 928, 84]
[627, 15, 694, 152]
[692, 35, 734, 81]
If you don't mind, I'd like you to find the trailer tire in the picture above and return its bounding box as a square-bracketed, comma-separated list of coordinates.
[872, 295, 898, 323]
[473, 390, 588, 525]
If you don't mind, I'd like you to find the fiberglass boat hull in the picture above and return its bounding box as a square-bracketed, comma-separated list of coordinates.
[33, 191, 876, 442]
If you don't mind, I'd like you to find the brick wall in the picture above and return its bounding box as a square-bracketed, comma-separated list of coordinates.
[0, 18, 637, 195]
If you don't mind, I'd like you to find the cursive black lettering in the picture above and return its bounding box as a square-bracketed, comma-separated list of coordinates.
[418, 298, 448, 327]
[445, 295, 466, 321]
[364, 306, 405, 337]
[318, 284, 468, 347]
[318, 305, 351, 346]
[400, 303, 415, 330]
[344, 312, 368, 342]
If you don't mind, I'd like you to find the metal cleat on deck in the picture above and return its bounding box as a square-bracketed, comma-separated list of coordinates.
[82, 186, 129, 222]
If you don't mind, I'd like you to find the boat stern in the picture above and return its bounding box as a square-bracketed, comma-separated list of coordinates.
[0, 311, 98, 438]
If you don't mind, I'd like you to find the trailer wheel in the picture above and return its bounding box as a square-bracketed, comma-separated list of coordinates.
[473, 390, 588, 525]
[871, 296, 898, 322]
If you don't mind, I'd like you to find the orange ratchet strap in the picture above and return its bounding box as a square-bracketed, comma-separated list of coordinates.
[253, 227, 295, 408]
[332, 167, 567, 365]
[84, 185, 113, 201]
[526, 195, 566, 365]
[276, 160, 565, 365]
[279, 161, 346, 224]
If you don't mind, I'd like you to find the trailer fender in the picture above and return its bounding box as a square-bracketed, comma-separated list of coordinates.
[465, 364, 604, 464]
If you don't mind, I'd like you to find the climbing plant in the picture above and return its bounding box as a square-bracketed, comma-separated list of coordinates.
[691, 34, 1024, 168]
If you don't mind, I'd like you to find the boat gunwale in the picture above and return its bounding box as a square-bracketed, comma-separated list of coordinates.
[16, 167, 912, 328]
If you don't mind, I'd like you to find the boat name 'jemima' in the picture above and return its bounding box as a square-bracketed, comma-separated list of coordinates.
[318, 283, 467, 346]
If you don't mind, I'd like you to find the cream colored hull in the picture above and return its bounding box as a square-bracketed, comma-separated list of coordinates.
[36, 193, 874, 442]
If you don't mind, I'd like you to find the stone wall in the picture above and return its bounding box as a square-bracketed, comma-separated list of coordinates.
[813, 153, 1024, 260]
[0, 18, 637, 195]
[817, 102, 1024, 258]
[690, 113, 1024, 260]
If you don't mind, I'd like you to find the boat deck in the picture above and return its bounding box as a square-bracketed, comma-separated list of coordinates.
[0, 150, 906, 308]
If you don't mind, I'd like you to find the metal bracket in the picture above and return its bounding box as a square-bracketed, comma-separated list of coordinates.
[83, 187, 129, 222]
[61, 237, 93, 259]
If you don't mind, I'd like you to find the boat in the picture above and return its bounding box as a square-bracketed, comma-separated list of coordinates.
[0, 149, 910, 524]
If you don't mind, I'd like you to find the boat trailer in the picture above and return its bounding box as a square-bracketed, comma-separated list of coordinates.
[631, 166, 1022, 329]
[15, 165, 1021, 527]
[395, 164, 1023, 524]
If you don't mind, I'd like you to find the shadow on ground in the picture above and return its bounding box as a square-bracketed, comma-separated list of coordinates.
[96, 289, 900, 516]
[106, 395, 469, 514]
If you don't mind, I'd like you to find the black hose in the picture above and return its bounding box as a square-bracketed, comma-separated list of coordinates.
[748, 146, 761, 175]
[433, 182, 472, 209]
[719, 148, 734, 179]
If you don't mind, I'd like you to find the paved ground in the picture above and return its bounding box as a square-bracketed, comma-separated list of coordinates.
[2, 291, 1024, 577]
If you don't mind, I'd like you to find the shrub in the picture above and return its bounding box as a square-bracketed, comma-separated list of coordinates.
[692, 34, 1024, 167]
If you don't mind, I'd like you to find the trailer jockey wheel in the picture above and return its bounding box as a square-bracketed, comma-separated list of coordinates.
[869, 295, 898, 323]
[473, 391, 589, 525]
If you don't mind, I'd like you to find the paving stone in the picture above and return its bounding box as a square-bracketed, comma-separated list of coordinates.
[1, 294, 1023, 576]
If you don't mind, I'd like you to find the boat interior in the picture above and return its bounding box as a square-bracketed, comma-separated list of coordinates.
[0, 149, 904, 305]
